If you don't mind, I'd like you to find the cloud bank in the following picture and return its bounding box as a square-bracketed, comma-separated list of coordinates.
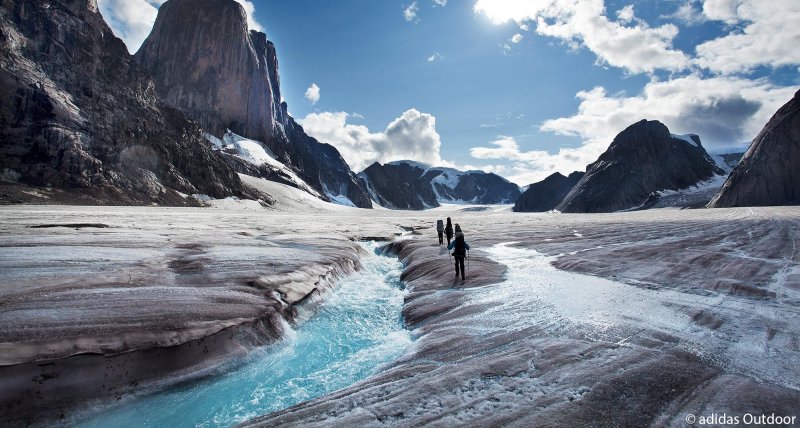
[474, 0, 690, 74]
[469, 75, 795, 185]
[298, 109, 448, 172]
[470, 0, 800, 184]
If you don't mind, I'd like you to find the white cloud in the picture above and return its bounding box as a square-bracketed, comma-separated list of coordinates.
[510, 33, 523, 43]
[433, 0, 447, 6]
[694, 0, 800, 74]
[474, 0, 690, 74]
[236, 1, 264, 33]
[298, 109, 449, 172]
[470, 75, 796, 184]
[616, 5, 635, 23]
[97, 0, 161, 53]
[98, 0, 264, 53]
[404, 1, 419, 22]
[427, 52, 442, 62]
[474, 0, 800, 75]
[304, 83, 321, 105]
[470, 136, 594, 185]
[541, 75, 795, 151]
[701, 0, 746, 23]
[663, 1, 708, 26]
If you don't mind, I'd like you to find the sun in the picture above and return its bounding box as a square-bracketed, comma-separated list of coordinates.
[474, 0, 537, 25]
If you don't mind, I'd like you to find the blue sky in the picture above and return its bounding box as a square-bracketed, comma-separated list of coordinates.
[100, 0, 799, 185]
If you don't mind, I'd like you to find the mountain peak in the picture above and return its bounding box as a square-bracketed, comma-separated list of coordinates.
[709, 90, 800, 207]
[557, 120, 724, 213]
[135, 0, 277, 142]
[134, 0, 371, 207]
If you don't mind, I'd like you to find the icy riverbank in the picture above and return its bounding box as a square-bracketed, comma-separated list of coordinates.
[73, 242, 411, 427]
[0, 206, 395, 425]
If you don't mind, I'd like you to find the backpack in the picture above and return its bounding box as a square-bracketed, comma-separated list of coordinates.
[436, 220, 444, 232]
[453, 236, 466, 256]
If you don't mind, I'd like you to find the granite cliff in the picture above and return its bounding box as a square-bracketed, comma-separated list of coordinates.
[557, 120, 724, 213]
[134, 0, 372, 207]
[709, 90, 800, 208]
[0, 0, 253, 204]
[513, 171, 583, 212]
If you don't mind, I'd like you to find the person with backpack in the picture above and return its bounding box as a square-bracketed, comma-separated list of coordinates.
[436, 219, 444, 245]
[444, 217, 454, 246]
[447, 224, 470, 281]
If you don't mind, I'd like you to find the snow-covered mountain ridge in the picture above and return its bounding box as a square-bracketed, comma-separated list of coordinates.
[359, 160, 521, 210]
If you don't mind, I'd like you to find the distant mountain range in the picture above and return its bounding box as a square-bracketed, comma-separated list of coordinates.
[514, 120, 749, 213]
[359, 161, 521, 210]
[0, 0, 795, 211]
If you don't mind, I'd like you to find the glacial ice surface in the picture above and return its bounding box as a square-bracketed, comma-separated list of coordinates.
[74, 242, 411, 428]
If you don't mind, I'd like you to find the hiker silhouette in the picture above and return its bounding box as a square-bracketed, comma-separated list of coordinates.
[444, 217, 453, 246]
[447, 224, 470, 281]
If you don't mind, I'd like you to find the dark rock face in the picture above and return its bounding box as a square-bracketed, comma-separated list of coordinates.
[283, 117, 373, 207]
[557, 120, 724, 213]
[718, 152, 745, 170]
[360, 162, 439, 210]
[134, 0, 280, 143]
[709, 90, 800, 208]
[0, 0, 252, 205]
[513, 171, 583, 212]
[360, 161, 521, 210]
[135, 0, 371, 208]
[433, 169, 521, 204]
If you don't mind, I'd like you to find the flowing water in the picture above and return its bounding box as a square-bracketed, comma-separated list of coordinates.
[77, 242, 411, 427]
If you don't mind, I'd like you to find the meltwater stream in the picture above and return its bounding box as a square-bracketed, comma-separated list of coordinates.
[77, 242, 411, 428]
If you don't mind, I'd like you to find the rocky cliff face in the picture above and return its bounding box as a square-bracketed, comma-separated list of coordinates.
[708, 90, 800, 208]
[0, 0, 252, 205]
[359, 162, 439, 210]
[433, 168, 521, 205]
[135, 0, 371, 208]
[134, 0, 280, 143]
[513, 171, 583, 212]
[360, 161, 521, 210]
[557, 120, 724, 213]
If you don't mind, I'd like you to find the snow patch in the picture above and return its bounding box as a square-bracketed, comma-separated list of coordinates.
[387, 160, 432, 173]
[239, 174, 360, 213]
[322, 184, 356, 207]
[657, 172, 728, 197]
[671, 133, 700, 147]
[203, 133, 224, 150]
[205, 131, 323, 200]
